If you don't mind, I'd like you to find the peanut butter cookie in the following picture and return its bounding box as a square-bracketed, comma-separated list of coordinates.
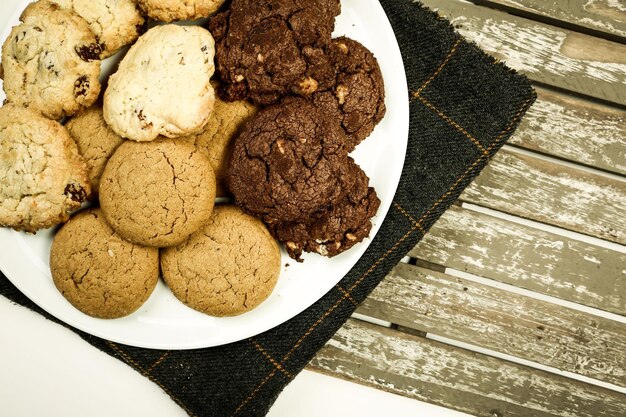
[161, 205, 281, 316]
[51, 208, 159, 319]
[136, 0, 225, 22]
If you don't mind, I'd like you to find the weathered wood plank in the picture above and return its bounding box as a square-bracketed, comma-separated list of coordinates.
[474, 0, 626, 39]
[310, 319, 626, 417]
[356, 263, 626, 386]
[420, 0, 626, 105]
[459, 149, 626, 244]
[408, 205, 626, 314]
[510, 86, 626, 175]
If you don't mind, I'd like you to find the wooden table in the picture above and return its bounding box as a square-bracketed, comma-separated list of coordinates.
[308, 1, 626, 416]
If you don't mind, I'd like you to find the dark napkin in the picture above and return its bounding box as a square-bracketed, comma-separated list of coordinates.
[0, 1, 535, 416]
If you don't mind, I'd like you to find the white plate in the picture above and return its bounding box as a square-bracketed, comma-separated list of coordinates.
[0, 0, 409, 349]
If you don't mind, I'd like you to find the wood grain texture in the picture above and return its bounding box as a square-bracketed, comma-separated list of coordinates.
[310, 319, 626, 417]
[459, 149, 626, 244]
[510, 86, 626, 175]
[409, 205, 626, 314]
[474, 0, 626, 39]
[356, 263, 626, 386]
[420, 0, 626, 105]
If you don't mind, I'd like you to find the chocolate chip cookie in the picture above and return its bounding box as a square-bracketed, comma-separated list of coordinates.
[228, 97, 349, 224]
[209, 0, 340, 105]
[270, 159, 380, 261]
[0, 104, 90, 233]
[1, 0, 102, 120]
[311, 37, 386, 151]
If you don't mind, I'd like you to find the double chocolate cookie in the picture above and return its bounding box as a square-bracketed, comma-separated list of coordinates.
[209, 0, 340, 105]
[228, 97, 348, 224]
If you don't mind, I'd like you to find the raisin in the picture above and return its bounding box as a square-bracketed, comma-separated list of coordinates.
[75, 43, 101, 61]
[74, 75, 89, 97]
[136, 22, 148, 36]
[33, 26, 43, 32]
[64, 183, 87, 202]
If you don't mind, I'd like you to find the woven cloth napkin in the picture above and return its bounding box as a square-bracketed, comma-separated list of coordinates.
[0, 1, 536, 416]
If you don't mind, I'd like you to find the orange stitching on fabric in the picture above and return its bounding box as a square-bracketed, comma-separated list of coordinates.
[414, 38, 461, 96]
[336, 284, 359, 307]
[416, 95, 489, 155]
[106, 342, 198, 417]
[147, 351, 171, 374]
[231, 369, 278, 417]
[251, 340, 294, 379]
[231, 93, 535, 416]
[393, 201, 426, 233]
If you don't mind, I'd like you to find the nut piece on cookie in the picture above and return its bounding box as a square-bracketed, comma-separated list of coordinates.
[137, 0, 226, 22]
[65, 106, 125, 198]
[209, 0, 340, 105]
[99, 139, 216, 247]
[51, 208, 159, 319]
[1, 0, 102, 120]
[161, 205, 281, 317]
[103, 25, 216, 142]
[180, 95, 257, 197]
[270, 159, 380, 261]
[50, 0, 145, 58]
[0, 104, 91, 233]
[228, 97, 349, 224]
[311, 37, 386, 151]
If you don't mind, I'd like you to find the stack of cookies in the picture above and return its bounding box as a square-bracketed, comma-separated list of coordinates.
[0, 0, 386, 320]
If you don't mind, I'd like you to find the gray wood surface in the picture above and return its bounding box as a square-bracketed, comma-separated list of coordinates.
[473, 0, 626, 39]
[356, 263, 626, 386]
[310, 319, 626, 417]
[409, 205, 626, 314]
[510, 86, 626, 175]
[460, 149, 626, 244]
[420, 0, 626, 105]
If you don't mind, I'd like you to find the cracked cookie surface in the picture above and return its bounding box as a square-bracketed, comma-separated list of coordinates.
[1, 0, 102, 120]
[137, 0, 225, 22]
[0, 104, 90, 232]
[50, 0, 145, 58]
[103, 25, 216, 142]
[99, 138, 216, 247]
[180, 95, 257, 197]
[227, 97, 349, 224]
[65, 105, 125, 198]
[270, 158, 380, 261]
[209, 0, 340, 105]
[311, 37, 386, 151]
[50, 208, 159, 319]
[161, 205, 280, 317]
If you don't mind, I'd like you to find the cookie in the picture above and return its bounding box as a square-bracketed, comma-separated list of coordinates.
[228, 97, 349, 224]
[0, 0, 101, 120]
[99, 138, 216, 247]
[181, 96, 257, 197]
[65, 106, 125, 198]
[311, 37, 386, 151]
[161, 205, 281, 317]
[50, 0, 145, 58]
[270, 159, 380, 261]
[136, 0, 225, 22]
[0, 104, 90, 233]
[103, 25, 216, 142]
[209, 0, 340, 105]
[50, 208, 159, 319]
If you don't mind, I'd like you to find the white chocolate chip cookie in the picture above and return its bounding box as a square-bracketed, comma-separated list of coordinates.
[0, 104, 91, 233]
[50, 0, 145, 58]
[0, 0, 102, 120]
[136, 0, 225, 22]
[103, 25, 216, 142]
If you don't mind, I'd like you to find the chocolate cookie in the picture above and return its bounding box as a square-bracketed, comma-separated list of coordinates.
[209, 0, 340, 105]
[51, 208, 159, 319]
[311, 37, 386, 151]
[228, 97, 349, 224]
[270, 159, 380, 261]
[161, 205, 281, 317]
[99, 139, 216, 247]
[0, 104, 90, 233]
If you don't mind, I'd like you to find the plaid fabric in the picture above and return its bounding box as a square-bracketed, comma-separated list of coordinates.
[0, 1, 535, 416]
